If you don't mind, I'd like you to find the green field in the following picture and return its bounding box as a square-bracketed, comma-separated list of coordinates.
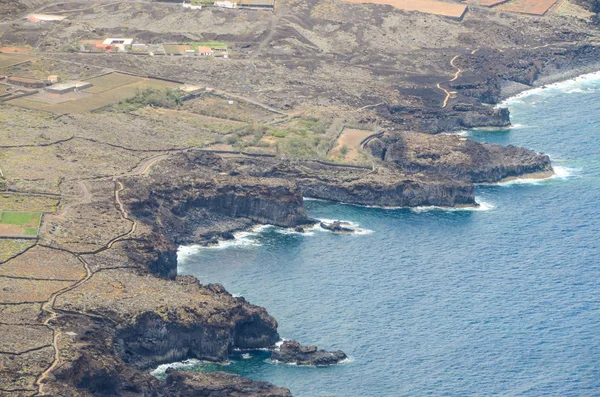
[0, 211, 42, 238]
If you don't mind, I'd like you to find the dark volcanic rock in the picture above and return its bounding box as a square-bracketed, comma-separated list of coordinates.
[377, 103, 510, 133]
[244, 158, 477, 208]
[164, 370, 292, 397]
[272, 340, 348, 366]
[367, 132, 553, 183]
[115, 281, 280, 370]
[319, 221, 354, 234]
[50, 278, 282, 396]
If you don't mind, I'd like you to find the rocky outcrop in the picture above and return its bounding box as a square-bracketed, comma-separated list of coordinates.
[377, 103, 510, 133]
[114, 281, 280, 370]
[48, 277, 282, 396]
[367, 132, 553, 183]
[241, 158, 478, 208]
[164, 370, 292, 397]
[319, 221, 354, 234]
[272, 340, 347, 366]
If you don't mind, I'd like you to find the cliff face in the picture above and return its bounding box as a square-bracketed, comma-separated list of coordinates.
[367, 132, 553, 183]
[48, 277, 285, 396]
[377, 103, 511, 133]
[115, 283, 280, 370]
[297, 177, 475, 207]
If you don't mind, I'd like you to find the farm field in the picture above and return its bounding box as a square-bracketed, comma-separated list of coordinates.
[84, 73, 143, 93]
[0, 83, 10, 95]
[0, 211, 42, 238]
[0, 53, 36, 69]
[465, 0, 509, 6]
[329, 129, 373, 163]
[5, 73, 179, 114]
[342, 0, 468, 18]
[494, 0, 557, 14]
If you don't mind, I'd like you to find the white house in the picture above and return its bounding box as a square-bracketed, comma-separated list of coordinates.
[102, 38, 134, 52]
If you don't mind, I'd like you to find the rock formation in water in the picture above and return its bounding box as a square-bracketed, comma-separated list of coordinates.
[272, 340, 348, 366]
[319, 220, 354, 233]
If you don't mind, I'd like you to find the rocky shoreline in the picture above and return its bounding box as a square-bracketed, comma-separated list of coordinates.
[2, 0, 600, 395]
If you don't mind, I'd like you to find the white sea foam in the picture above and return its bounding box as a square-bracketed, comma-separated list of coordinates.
[500, 71, 600, 106]
[241, 353, 252, 359]
[441, 130, 470, 137]
[410, 198, 495, 213]
[487, 165, 577, 187]
[151, 359, 202, 377]
[303, 197, 327, 202]
[312, 218, 374, 235]
[177, 225, 272, 260]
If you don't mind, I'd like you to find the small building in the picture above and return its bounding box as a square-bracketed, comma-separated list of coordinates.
[102, 38, 134, 52]
[46, 81, 93, 94]
[25, 14, 67, 22]
[7, 76, 50, 89]
[197, 46, 212, 56]
[182, 2, 202, 9]
[184, 49, 197, 56]
[47, 75, 59, 84]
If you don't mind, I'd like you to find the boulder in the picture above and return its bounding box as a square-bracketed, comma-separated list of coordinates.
[272, 340, 347, 366]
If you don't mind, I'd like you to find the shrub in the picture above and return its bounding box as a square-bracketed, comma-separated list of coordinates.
[340, 145, 349, 157]
[118, 88, 184, 111]
[268, 129, 286, 138]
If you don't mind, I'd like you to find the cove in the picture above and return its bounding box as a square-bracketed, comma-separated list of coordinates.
[162, 76, 600, 396]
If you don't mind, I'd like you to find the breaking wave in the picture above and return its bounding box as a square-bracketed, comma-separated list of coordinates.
[410, 198, 495, 213]
[501, 71, 600, 106]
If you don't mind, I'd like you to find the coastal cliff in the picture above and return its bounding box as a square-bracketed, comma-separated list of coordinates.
[46, 275, 286, 396]
[366, 132, 553, 183]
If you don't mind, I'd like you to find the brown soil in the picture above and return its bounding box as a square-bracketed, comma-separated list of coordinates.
[495, 0, 558, 15]
[342, 0, 468, 18]
[329, 129, 373, 163]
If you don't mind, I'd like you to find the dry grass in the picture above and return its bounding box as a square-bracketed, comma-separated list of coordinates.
[0, 239, 36, 262]
[84, 73, 143, 94]
[0, 246, 85, 280]
[0, 53, 37, 69]
[0, 277, 73, 303]
[0, 194, 58, 212]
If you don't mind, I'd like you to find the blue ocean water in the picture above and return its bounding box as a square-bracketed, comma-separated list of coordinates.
[169, 75, 600, 396]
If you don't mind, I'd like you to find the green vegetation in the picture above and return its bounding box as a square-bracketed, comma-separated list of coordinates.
[178, 42, 228, 51]
[115, 88, 184, 111]
[0, 211, 42, 237]
[340, 144, 349, 157]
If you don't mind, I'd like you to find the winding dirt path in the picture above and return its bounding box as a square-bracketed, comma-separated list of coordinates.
[35, 254, 92, 395]
[26, 148, 169, 393]
[437, 55, 461, 108]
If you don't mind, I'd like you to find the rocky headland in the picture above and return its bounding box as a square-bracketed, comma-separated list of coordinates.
[1, 0, 600, 395]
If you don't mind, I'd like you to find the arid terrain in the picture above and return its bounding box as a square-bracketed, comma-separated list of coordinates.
[1, 0, 600, 395]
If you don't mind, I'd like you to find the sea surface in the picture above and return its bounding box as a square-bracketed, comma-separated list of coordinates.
[158, 74, 600, 396]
